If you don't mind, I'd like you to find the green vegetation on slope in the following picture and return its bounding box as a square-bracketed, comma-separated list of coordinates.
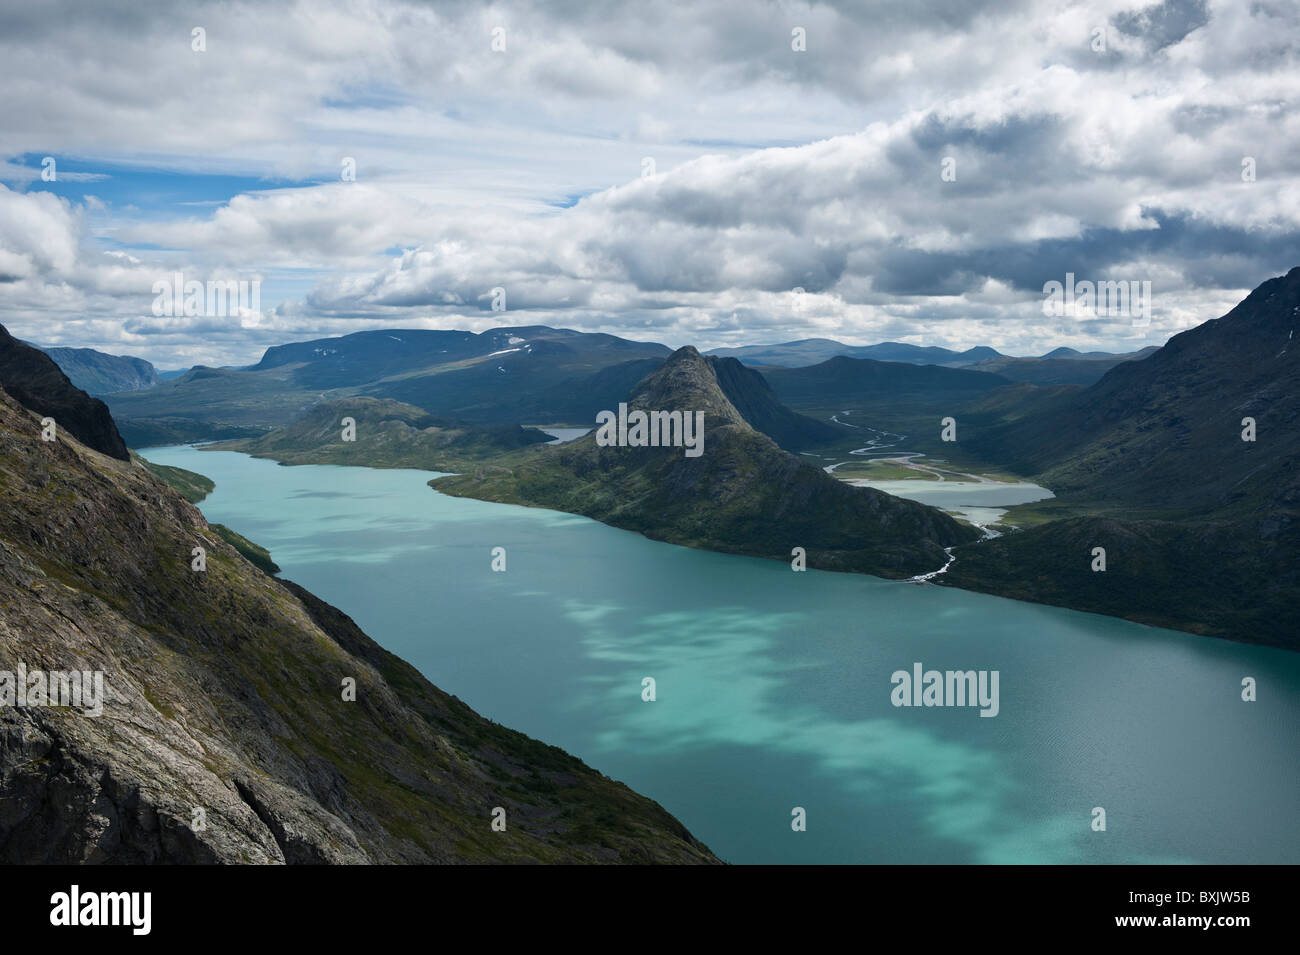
[434, 347, 979, 579]
[211, 396, 551, 472]
[210, 523, 281, 575]
[134, 452, 215, 503]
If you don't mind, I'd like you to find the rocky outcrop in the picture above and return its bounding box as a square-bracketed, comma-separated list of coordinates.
[0, 324, 129, 460]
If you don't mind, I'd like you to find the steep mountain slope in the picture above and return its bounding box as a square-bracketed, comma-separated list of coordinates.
[216, 397, 551, 470]
[0, 325, 129, 461]
[0, 384, 717, 863]
[702, 355, 839, 451]
[940, 268, 1300, 648]
[709, 338, 1155, 385]
[965, 267, 1300, 515]
[37, 346, 161, 395]
[538, 357, 668, 423]
[434, 347, 979, 578]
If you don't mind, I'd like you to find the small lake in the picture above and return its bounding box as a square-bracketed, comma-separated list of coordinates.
[845, 477, 1053, 529]
[142, 446, 1300, 864]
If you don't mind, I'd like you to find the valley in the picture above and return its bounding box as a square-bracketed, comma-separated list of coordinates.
[154, 270, 1300, 650]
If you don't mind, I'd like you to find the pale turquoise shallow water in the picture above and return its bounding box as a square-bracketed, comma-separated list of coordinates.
[143, 446, 1300, 864]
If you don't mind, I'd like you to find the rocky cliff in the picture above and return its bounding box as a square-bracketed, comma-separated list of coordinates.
[0, 325, 128, 460]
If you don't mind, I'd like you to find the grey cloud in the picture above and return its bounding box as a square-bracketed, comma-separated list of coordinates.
[1114, 0, 1211, 51]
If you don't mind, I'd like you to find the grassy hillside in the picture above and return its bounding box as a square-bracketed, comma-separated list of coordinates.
[134, 452, 215, 503]
[211, 396, 552, 471]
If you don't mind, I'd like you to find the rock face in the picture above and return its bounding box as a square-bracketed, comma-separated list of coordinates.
[436, 346, 978, 578]
[0, 325, 129, 461]
[0, 386, 718, 863]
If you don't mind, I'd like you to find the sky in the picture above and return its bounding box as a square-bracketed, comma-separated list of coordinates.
[0, 0, 1297, 368]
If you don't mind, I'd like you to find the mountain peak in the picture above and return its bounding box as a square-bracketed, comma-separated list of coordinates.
[628, 345, 748, 430]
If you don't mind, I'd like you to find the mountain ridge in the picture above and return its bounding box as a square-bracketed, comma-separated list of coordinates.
[35, 345, 161, 396]
[940, 267, 1300, 647]
[433, 346, 979, 578]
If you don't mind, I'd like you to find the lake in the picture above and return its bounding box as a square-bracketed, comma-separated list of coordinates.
[141, 446, 1300, 864]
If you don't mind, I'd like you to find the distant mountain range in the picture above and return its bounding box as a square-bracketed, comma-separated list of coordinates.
[71, 325, 1166, 447]
[968, 347, 1160, 385]
[104, 326, 673, 446]
[763, 355, 1010, 406]
[708, 339, 1001, 367]
[708, 339, 1160, 386]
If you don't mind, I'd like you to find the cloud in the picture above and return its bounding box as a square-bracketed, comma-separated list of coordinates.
[0, 0, 1296, 366]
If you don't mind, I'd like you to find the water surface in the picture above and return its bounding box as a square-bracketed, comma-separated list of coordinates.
[142, 446, 1300, 864]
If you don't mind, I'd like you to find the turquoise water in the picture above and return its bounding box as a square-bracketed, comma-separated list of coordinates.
[142, 447, 1300, 864]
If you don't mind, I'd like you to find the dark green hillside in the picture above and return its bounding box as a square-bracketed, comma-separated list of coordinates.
[214, 396, 552, 471]
[764, 355, 1010, 407]
[435, 347, 978, 579]
[963, 267, 1300, 517]
[940, 267, 1300, 648]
